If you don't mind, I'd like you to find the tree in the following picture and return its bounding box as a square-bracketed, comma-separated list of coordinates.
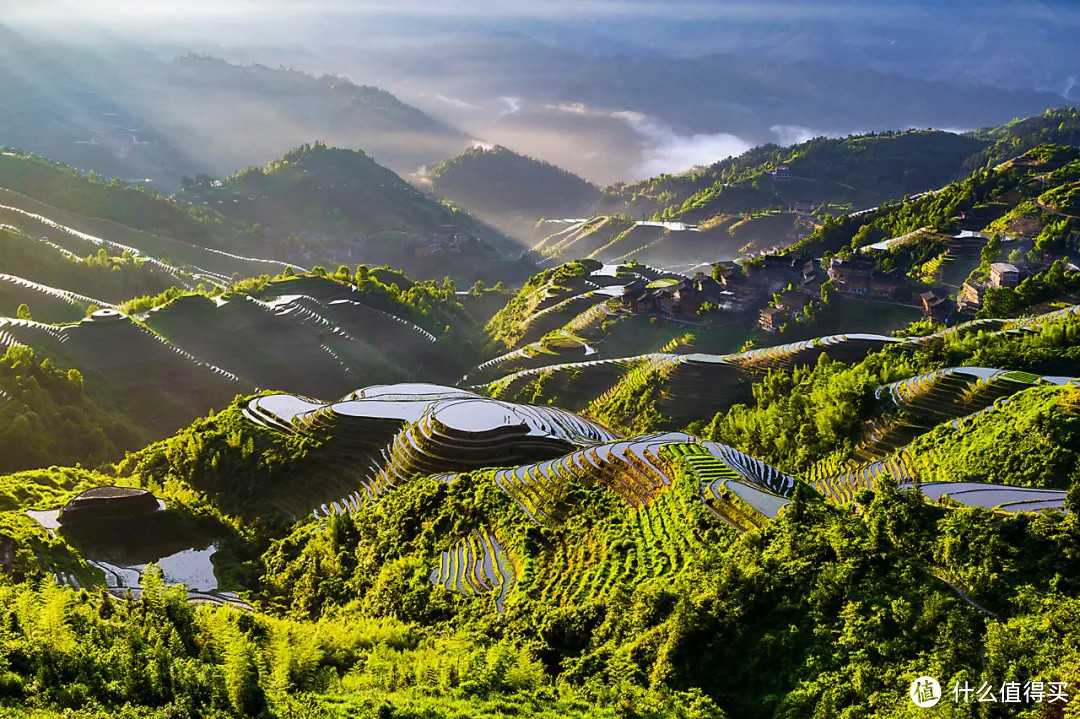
[225, 636, 263, 715]
[15, 303, 31, 321]
[820, 279, 837, 305]
[981, 233, 1002, 266]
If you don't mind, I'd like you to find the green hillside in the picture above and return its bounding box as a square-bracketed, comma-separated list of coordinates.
[0, 152, 222, 247]
[0, 344, 142, 473]
[186, 142, 521, 282]
[623, 129, 988, 223]
[0, 335, 1077, 717]
[787, 143, 1080, 259]
[0, 225, 175, 308]
[0, 153, 301, 285]
[963, 106, 1080, 173]
[428, 144, 600, 225]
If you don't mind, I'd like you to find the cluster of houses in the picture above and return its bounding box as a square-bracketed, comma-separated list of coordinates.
[617, 226, 1077, 334]
[957, 262, 1022, 311]
[620, 256, 827, 330]
[621, 274, 733, 319]
[825, 256, 910, 299]
[617, 248, 976, 333]
[826, 254, 965, 322]
[412, 225, 483, 257]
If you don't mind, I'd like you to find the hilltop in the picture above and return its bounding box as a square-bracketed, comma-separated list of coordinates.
[185, 143, 526, 283]
[427, 145, 601, 238]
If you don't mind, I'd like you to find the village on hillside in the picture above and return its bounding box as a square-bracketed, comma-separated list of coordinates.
[616, 223, 1080, 337]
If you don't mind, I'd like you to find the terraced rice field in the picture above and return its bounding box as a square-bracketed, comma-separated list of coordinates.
[243, 384, 619, 517]
[730, 333, 901, 370]
[663, 443, 792, 530]
[142, 278, 450, 399]
[909, 482, 1067, 512]
[0, 311, 243, 434]
[0, 273, 110, 322]
[811, 453, 914, 503]
[492, 433, 686, 520]
[0, 188, 303, 286]
[488, 433, 796, 528]
[587, 224, 666, 261]
[812, 369, 1076, 508]
[539, 486, 700, 608]
[483, 354, 660, 409]
[429, 529, 515, 612]
[511, 288, 624, 348]
[478, 303, 1080, 427]
[854, 367, 1055, 459]
[538, 217, 634, 259]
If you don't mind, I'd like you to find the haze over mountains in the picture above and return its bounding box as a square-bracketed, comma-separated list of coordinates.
[5, 0, 1079, 185]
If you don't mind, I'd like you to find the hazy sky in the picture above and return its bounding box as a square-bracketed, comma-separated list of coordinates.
[8, 0, 1025, 28]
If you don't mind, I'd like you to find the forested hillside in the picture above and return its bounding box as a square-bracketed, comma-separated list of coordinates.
[427, 109, 1080, 256]
[0, 344, 142, 473]
[427, 145, 600, 237]
[183, 143, 525, 282]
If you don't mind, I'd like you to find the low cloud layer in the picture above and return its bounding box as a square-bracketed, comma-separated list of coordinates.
[618, 112, 754, 178]
[770, 124, 823, 146]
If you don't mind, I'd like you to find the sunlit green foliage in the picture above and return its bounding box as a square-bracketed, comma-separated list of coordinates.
[0, 345, 142, 473]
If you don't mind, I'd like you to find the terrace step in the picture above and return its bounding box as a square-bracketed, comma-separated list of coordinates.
[429, 530, 516, 613]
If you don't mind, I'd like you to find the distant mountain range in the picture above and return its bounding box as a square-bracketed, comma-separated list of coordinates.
[289, 30, 1076, 184]
[428, 108, 1080, 255]
[2, 18, 1075, 192]
[0, 24, 470, 190]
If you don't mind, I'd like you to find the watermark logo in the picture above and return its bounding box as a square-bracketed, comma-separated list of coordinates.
[909, 677, 1070, 707]
[911, 676, 942, 708]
